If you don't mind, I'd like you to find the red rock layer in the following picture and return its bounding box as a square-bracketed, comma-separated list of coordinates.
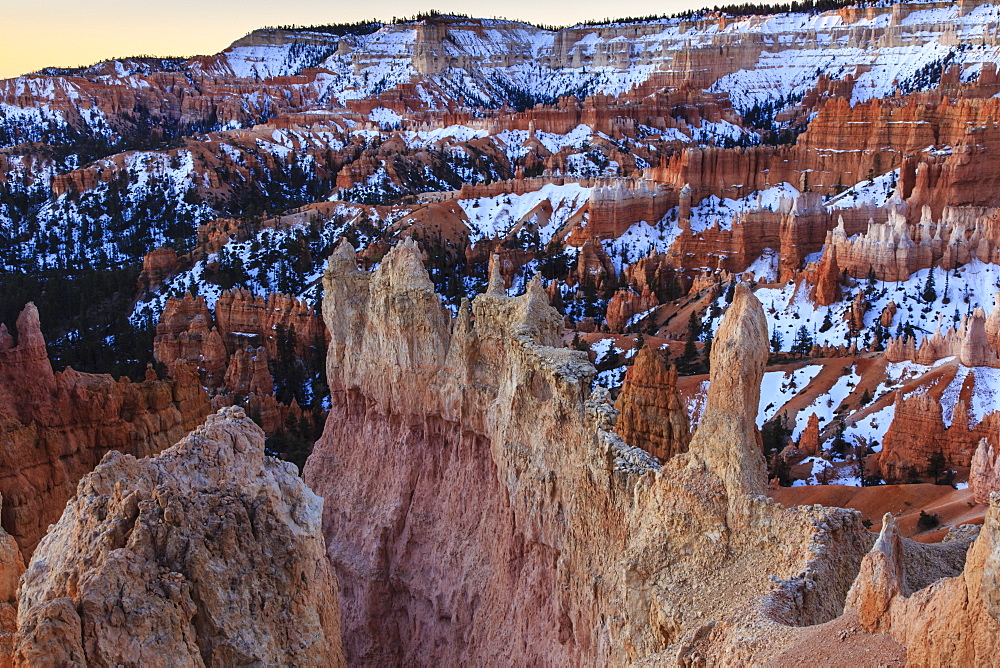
[136, 247, 180, 294]
[648, 96, 1000, 208]
[877, 376, 999, 482]
[0, 304, 210, 555]
[798, 413, 822, 456]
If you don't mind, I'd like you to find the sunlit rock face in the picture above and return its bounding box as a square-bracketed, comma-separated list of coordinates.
[306, 244, 879, 665]
[14, 407, 345, 667]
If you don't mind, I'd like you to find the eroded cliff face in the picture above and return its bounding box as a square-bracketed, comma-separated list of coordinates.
[14, 406, 345, 667]
[305, 241, 876, 665]
[306, 239, 623, 665]
[0, 304, 211, 555]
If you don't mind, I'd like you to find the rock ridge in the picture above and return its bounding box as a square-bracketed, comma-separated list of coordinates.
[306, 240, 876, 665]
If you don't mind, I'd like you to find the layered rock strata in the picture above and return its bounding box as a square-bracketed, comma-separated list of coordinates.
[878, 385, 999, 481]
[153, 290, 325, 432]
[14, 406, 345, 667]
[825, 206, 1000, 283]
[0, 505, 23, 665]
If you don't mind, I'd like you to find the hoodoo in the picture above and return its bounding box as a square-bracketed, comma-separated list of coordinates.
[306, 241, 885, 664]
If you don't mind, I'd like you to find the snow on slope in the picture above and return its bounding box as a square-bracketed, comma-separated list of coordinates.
[458, 182, 590, 245]
[757, 365, 824, 426]
[792, 365, 861, 439]
[688, 182, 799, 232]
[10, 0, 1000, 140]
[707, 260, 1000, 354]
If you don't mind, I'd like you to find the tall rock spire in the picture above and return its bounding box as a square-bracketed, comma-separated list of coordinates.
[687, 283, 769, 499]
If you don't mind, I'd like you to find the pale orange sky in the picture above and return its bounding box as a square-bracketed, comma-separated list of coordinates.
[1, 0, 712, 79]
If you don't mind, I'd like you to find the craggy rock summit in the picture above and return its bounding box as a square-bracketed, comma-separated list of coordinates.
[306, 242, 895, 665]
[0, 303, 211, 555]
[14, 406, 345, 667]
[840, 512, 989, 665]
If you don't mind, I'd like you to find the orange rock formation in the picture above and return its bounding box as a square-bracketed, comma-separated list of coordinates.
[614, 346, 690, 461]
[0, 304, 210, 555]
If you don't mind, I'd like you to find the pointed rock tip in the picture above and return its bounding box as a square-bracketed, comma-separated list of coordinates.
[15, 302, 45, 347]
[333, 239, 357, 258]
[526, 273, 546, 299]
[487, 254, 504, 295]
[720, 283, 767, 345]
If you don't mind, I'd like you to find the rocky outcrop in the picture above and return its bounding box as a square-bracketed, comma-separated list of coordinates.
[812, 241, 842, 306]
[614, 346, 690, 461]
[842, 506, 998, 666]
[885, 308, 1000, 368]
[605, 288, 658, 332]
[987, 292, 1000, 351]
[136, 247, 180, 294]
[686, 282, 770, 499]
[877, 378, 999, 482]
[971, 438, 1000, 504]
[306, 242, 873, 665]
[154, 290, 325, 388]
[0, 304, 211, 555]
[153, 290, 326, 433]
[14, 407, 345, 667]
[824, 206, 1000, 283]
[798, 412, 821, 456]
[0, 503, 23, 665]
[214, 289, 325, 360]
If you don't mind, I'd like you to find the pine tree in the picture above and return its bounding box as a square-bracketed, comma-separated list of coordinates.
[702, 328, 713, 371]
[927, 450, 947, 483]
[942, 270, 950, 305]
[686, 311, 702, 339]
[791, 325, 814, 356]
[921, 268, 937, 303]
[724, 281, 736, 303]
[680, 313, 700, 370]
[770, 329, 783, 352]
